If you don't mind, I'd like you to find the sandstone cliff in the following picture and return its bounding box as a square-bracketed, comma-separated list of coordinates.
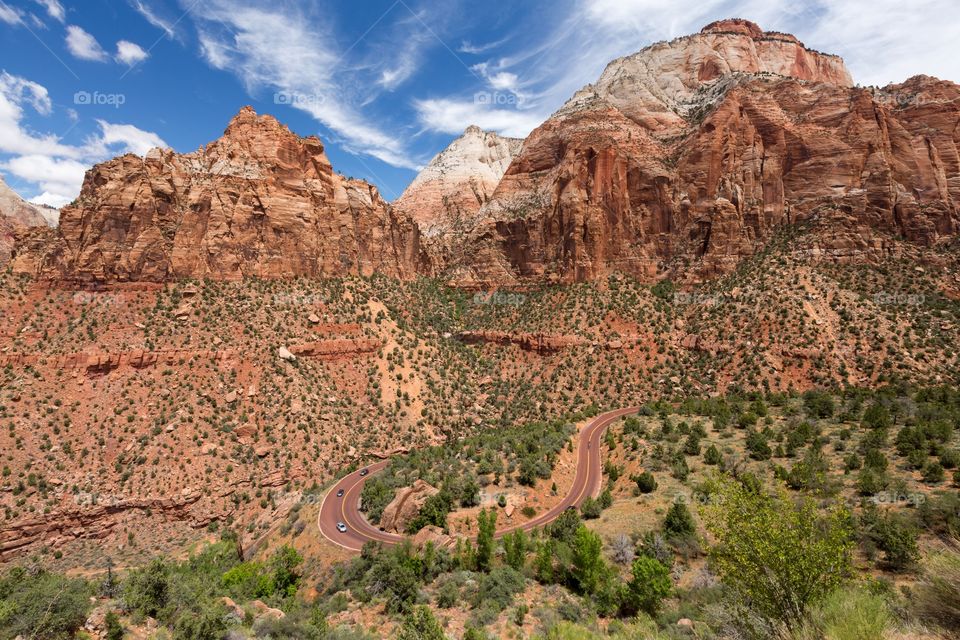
[448, 20, 959, 286]
[0, 176, 56, 264]
[12, 107, 427, 282]
[394, 126, 523, 235]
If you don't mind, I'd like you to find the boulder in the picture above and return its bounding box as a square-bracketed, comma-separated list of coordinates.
[379, 480, 439, 534]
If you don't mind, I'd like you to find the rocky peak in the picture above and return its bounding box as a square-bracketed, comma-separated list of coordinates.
[701, 18, 764, 38]
[393, 126, 523, 234]
[12, 107, 426, 282]
[559, 19, 852, 131]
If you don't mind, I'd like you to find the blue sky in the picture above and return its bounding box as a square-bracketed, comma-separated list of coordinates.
[1, 0, 958, 207]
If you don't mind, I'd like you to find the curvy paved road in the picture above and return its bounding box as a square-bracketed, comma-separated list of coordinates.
[318, 407, 640, 552]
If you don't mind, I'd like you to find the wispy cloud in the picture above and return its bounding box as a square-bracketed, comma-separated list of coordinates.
[127, 0, 178, 39]
[458, 37, 508, 55]
[188, 0, 422, 169]
[414, 98, 542, 138]
[0, 4, 22, 25]
[65, 25, 108, 62]
[33, 0, 64, 23]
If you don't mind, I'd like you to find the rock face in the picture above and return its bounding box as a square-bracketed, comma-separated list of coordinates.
[0, 175, 57, 228]
[0, 175, 56, 264]
[378, 479, 439, 534]
[12, 107, 427, 282]
[445, 20, 959, 286]
[394, 126, 523, 235]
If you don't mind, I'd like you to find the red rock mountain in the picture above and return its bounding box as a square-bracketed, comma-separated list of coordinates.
[10, 20, 960, 286]
[447, 20, 959, 286]
[393, 126, 523, 235]
[13, 107, 426, 282]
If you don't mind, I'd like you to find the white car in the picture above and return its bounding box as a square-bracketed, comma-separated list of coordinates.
[336, 522, 347, 533]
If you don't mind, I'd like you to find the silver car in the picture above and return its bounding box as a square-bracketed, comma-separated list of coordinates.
[336, 522, 347, 533]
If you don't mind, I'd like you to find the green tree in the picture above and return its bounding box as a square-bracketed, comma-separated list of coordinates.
[663, 501, 695, 537]
[533, 539, 555, 584]
[124, 558, 169, 618]
[396, 606, 446, 640]
[703, 478, 854, 628]
[503, 529, 528, 572]
[704, 444, 722, 465]
[622, 556, 671, 616]
[269, 545, 303, 597]
[476, 509, 497, 572]
[570, 526, 604, 596]
[861, 402, 891, 430]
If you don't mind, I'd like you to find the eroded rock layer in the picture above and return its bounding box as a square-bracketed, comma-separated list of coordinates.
[446, 20, 959, 286]
[394, 126, 523, 235]
[13, 107, 427, 282]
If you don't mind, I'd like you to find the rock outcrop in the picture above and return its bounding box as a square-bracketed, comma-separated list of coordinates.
[444, 20, 959, 286]
[394, 126, 523, 235]
[0, 175, 56, 264]
[378, 479, 439, 534]
[12, 107, 427, 282]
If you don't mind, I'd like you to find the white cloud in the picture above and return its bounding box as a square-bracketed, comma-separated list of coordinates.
[29, 191, 72, 208]
[414, 98, 543, 138]
[33, 0, 65, 23]
[88, 120, 167, 156]
[3, 155, 87, 201]
[65, 25, 109, 62]
[115, 40, 149, 66]
[0, 5, 22, 25]
[0, 71, 167, 205]
[128, 0, 177, 39]
[189, 0, 420, 169]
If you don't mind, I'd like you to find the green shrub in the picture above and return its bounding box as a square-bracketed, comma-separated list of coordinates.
[105, 612, 124, 640]
[794, 586, 890, 640]
[702, 478, 854, 628]
[221, 561, 274, 600]
[474, 567, 525, 611]
[124, 558, 170, 618]
[396, 606, 445, 640]
[622, 556, 671, 616]
[861, 508, 919, 571]
[632, 471, 657, 493]
[579, 496, 602, 519]
[663, 501, 695, 537]
[0, 568, 91, 640]
[704, 444, 722, 465]
[923, 462, 946, 484]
